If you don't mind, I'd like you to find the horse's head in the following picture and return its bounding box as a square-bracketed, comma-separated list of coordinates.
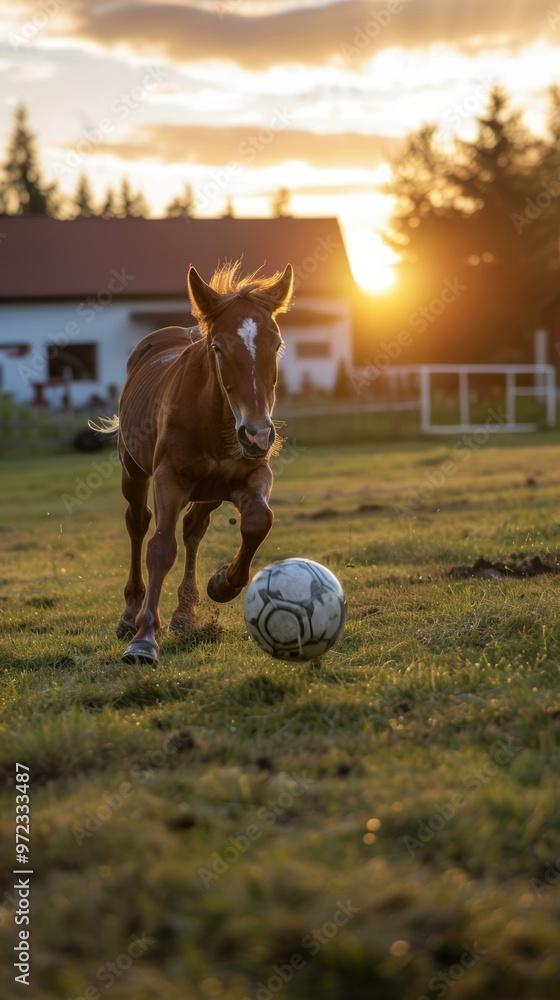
[187, 262, 294, 459]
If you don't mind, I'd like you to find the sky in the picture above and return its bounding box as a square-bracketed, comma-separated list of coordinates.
[1, 0, 560, 292]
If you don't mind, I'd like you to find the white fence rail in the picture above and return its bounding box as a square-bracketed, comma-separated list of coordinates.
[0, 362, 557, 450]
[418, 364, 556, 434]
[351, 363, 557, 434]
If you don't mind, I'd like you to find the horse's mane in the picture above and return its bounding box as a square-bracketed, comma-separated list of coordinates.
[208, 260, 292, 316]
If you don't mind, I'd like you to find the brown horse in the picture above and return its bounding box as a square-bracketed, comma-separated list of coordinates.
[104, 261, 294, 665]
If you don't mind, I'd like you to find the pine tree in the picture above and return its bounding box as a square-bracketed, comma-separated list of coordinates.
[382, 87, 560, 362]
[101, 188, 118, 218]
[131, 190, 149, 217]
[119, 178, 133, 215]
[73, 174, 96, 217]
[532, 84, 560, 276]
[299, 371, 316, 399]
[2, 104, 57, 215]
[271, 187, 291, 217]
[119, 177, 149, 217]
[332, 360, 353, 399]
[166, 184, 195, 218]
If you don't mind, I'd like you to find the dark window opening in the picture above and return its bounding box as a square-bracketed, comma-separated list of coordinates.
[295, 340, 332, 359]
[48, 343, 97, 381]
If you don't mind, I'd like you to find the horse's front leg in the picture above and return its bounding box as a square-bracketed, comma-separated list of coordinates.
[207, 467, 273, 603]
[122, 466, 186, 665]
[170, 500, 222, 633]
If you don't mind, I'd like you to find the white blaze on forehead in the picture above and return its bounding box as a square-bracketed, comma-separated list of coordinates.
[236, 317, 258, 360]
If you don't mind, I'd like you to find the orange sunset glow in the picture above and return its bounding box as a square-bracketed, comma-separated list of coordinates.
[4, 6, 560, 996]
[2, 1, 560, 295]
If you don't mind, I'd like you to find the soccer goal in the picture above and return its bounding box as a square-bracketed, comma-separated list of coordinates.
[419, 364, 556, 434]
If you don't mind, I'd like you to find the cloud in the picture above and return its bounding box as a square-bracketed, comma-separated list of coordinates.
[83, 122, 402, 167]
[9, 0, 560, 69]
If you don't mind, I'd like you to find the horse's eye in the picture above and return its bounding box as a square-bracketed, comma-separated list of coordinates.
[276, 342, 284, 353]
[212, 344, 222, 355]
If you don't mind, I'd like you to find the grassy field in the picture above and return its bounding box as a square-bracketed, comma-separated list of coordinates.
[1, 433, 560, 999]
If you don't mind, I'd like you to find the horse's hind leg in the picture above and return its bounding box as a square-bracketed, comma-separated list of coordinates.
[170, 501, 222, 634]
[118, 454, 152, 639]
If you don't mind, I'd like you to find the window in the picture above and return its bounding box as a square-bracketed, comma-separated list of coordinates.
[48, 343, 97, 380]
[295, 340, 332, 359]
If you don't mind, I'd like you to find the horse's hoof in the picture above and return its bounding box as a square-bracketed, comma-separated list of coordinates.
[116, 617, 137, 639]
[169, 615, 197, 635]
[121, 639, 159, 666]
[207, 568, 243, 604]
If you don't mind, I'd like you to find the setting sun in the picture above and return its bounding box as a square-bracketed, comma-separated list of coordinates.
[346, 229, 398, 294]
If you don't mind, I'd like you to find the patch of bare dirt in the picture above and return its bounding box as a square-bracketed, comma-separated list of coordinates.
[448, 554, 560, 580]
[297, 503, 387, 520]
[298, 507, 340, 520]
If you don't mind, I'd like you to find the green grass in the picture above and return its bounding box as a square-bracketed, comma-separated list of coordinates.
[2, 434, 560, 999]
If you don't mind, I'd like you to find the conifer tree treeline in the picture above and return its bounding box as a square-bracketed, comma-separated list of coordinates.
[381, 86, 560, 361]
[0, 106, 293, 222]
[0, 105, 154, 219]
[3, 95, 560, 363]
[1, 105, 57, 215]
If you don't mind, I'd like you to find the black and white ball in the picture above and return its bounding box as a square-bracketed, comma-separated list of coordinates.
[244, 558, 346, 661]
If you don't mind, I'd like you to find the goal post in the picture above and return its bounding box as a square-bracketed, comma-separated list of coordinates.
[419, 364, 556, 434]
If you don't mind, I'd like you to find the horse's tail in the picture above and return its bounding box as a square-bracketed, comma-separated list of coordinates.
[88, 414, 119, 435]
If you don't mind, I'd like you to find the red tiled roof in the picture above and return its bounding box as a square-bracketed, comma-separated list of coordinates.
[0, 216, 355, 300]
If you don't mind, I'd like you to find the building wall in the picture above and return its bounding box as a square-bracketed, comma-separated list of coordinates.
[0, 298, 186, 407]
[0, 295, 353, 405]
[280, 297, 353, 392]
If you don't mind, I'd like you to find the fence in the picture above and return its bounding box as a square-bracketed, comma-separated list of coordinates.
[417, 364, 556, 433]
[1, 362, 558, 454]
[349, 363, 558, 434]
[0, 406, 91, 452]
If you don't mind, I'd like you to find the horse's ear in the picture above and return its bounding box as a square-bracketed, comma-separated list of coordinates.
[187, 265, 221, 321]
[267, 264, 294, 315]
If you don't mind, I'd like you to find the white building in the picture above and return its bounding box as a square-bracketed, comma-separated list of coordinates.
[0, 216, 357, 407]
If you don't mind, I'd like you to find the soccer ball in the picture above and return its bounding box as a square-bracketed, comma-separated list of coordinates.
[244, 558, 346, 661]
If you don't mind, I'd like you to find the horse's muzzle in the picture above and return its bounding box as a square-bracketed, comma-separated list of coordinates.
[238, 422, 275, 458]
